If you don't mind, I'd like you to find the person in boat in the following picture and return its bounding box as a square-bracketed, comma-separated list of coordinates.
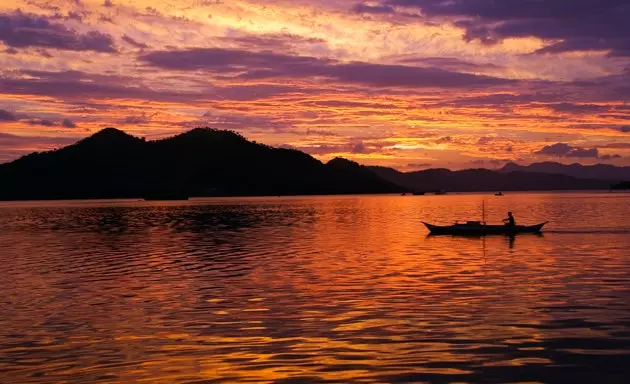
[503, 211, 516, 227]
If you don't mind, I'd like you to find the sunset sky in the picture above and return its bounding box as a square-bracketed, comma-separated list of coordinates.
[1, 0, 629, 169]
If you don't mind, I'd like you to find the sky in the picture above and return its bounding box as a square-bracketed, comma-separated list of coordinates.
[1, 0, 629, 170]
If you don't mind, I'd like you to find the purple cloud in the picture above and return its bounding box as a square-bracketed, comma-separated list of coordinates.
[0, 132, 78, 163]
[0, 11, 117, 52]
[122, 35, 148, 49]
[120, 116, 149, 124]
[396, 56, 502, 72]
[0, 109, 17, 121]
[25, 118, 56, 127]
[600, 154, 622, 160]
[352, 3, 396, 14]
[548, 103, 610, 114]
[61, 118, 77, 128]
[620, 126, 630, 133]
[535, 143, 599, 158]
[225, 32, 326, 51]
[385, 0, 630, 56]
[140, 48, 515, 89]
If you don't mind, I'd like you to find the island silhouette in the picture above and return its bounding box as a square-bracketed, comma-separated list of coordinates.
[0, 127, 627, 200]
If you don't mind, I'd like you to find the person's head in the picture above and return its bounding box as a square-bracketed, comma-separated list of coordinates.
[508, 211, 513, 216]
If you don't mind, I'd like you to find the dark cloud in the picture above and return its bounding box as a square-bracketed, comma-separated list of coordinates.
[0, 11, 117, 52]
[25, 118, 56, 127]
[0, 109, 17, 121]
[352, 142, 367, 153]
[535, 142, 599, 158]
[477, 136, 492, 145]
[600, 154, 623, 160]
[0, 70, 204, 104]
[226, 32, 326, 51]
[306, 128, 339, 137]
[385, 0, 630, 56]
[120, 116, 149, 124]
[103, 0, 114, 7]
[436, 136, 452, 143]
[395, 56, 502, 72]
[620, 126, 630, 133]
[352, 3, 396, 14]
[548, 103, 610, 114]
[122, 35, 148, 49]
[61, 118, 77, 128]
[140, 48, 515, 89]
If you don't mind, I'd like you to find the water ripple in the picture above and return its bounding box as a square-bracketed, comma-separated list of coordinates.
[1, 193, 630, 382]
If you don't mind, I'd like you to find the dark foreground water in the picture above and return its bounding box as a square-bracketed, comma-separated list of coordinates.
[1, 192, 630, 383]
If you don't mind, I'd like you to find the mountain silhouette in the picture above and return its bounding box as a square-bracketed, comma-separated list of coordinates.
[368, 166, 611, 192]
[500, 162, 630, 181]
[0, 128, 400, 200]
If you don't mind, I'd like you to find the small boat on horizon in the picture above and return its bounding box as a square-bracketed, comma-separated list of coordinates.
[423, 221, 548, 235]
[495, 192, 504, 196]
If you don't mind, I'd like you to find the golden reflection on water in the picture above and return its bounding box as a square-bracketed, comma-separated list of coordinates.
[1, 193, 630, 382]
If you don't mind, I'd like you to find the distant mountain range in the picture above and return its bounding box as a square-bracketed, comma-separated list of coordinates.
[500, 162, 630, 181]
[0, 128, 399, 200]
[0, 128, 627, 200]
[368, 166, 611, 193]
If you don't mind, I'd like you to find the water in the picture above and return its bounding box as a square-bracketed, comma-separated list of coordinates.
[1, 192, 630, 383]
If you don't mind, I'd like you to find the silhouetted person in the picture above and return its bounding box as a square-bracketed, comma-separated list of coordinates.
[503, 211, 515, 227]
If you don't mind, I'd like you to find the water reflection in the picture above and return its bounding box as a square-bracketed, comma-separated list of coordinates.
[0, 194, 629, 383]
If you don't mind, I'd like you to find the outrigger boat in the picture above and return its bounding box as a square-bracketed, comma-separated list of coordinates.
[423, 200, 548, 235]
[423, 221, 547, 235]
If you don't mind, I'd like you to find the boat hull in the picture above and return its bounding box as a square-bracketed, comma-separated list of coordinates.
[423, 222, 547, 235]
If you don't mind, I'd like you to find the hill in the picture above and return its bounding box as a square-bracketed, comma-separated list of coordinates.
[0, 128, 401, 200]
[500, 162, 630, 181]
[368, 166, 611, 192]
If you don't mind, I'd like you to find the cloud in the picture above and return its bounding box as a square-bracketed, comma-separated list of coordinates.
[385, 0, 630, 56]
[547, 103, 610, 114]
[394, 56, 502, 72]
[61, 118, 77, 128]
[619, 126, 630, 133]
[600, 154, 622, 160]
[0, 11, 117, 52]
[436, 136, 452, 143]
[352, 3, 396, 14]
[535, 142, 599, 158]
[225, 32, 326, 52]
[352, 142, 367, 153]
[121, 35, 148, 49]
[140, 48, 515, 89]
[0, 132, 78, 163]
[0, 109, 17, 121]
[25, 118, 56, 127]
[477, 136, 492, 145]
[0, 70, 205, 104]
[120, 115, 150, 125]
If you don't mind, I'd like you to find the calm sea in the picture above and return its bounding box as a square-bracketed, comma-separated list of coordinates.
[1, 192, 630, 383]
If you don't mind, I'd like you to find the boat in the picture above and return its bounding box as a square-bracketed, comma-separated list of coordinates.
[495, 192, 504, 196]
[423, 221, 548, 235]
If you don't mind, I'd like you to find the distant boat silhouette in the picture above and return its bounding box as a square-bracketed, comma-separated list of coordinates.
[495, 192, 504, 196]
